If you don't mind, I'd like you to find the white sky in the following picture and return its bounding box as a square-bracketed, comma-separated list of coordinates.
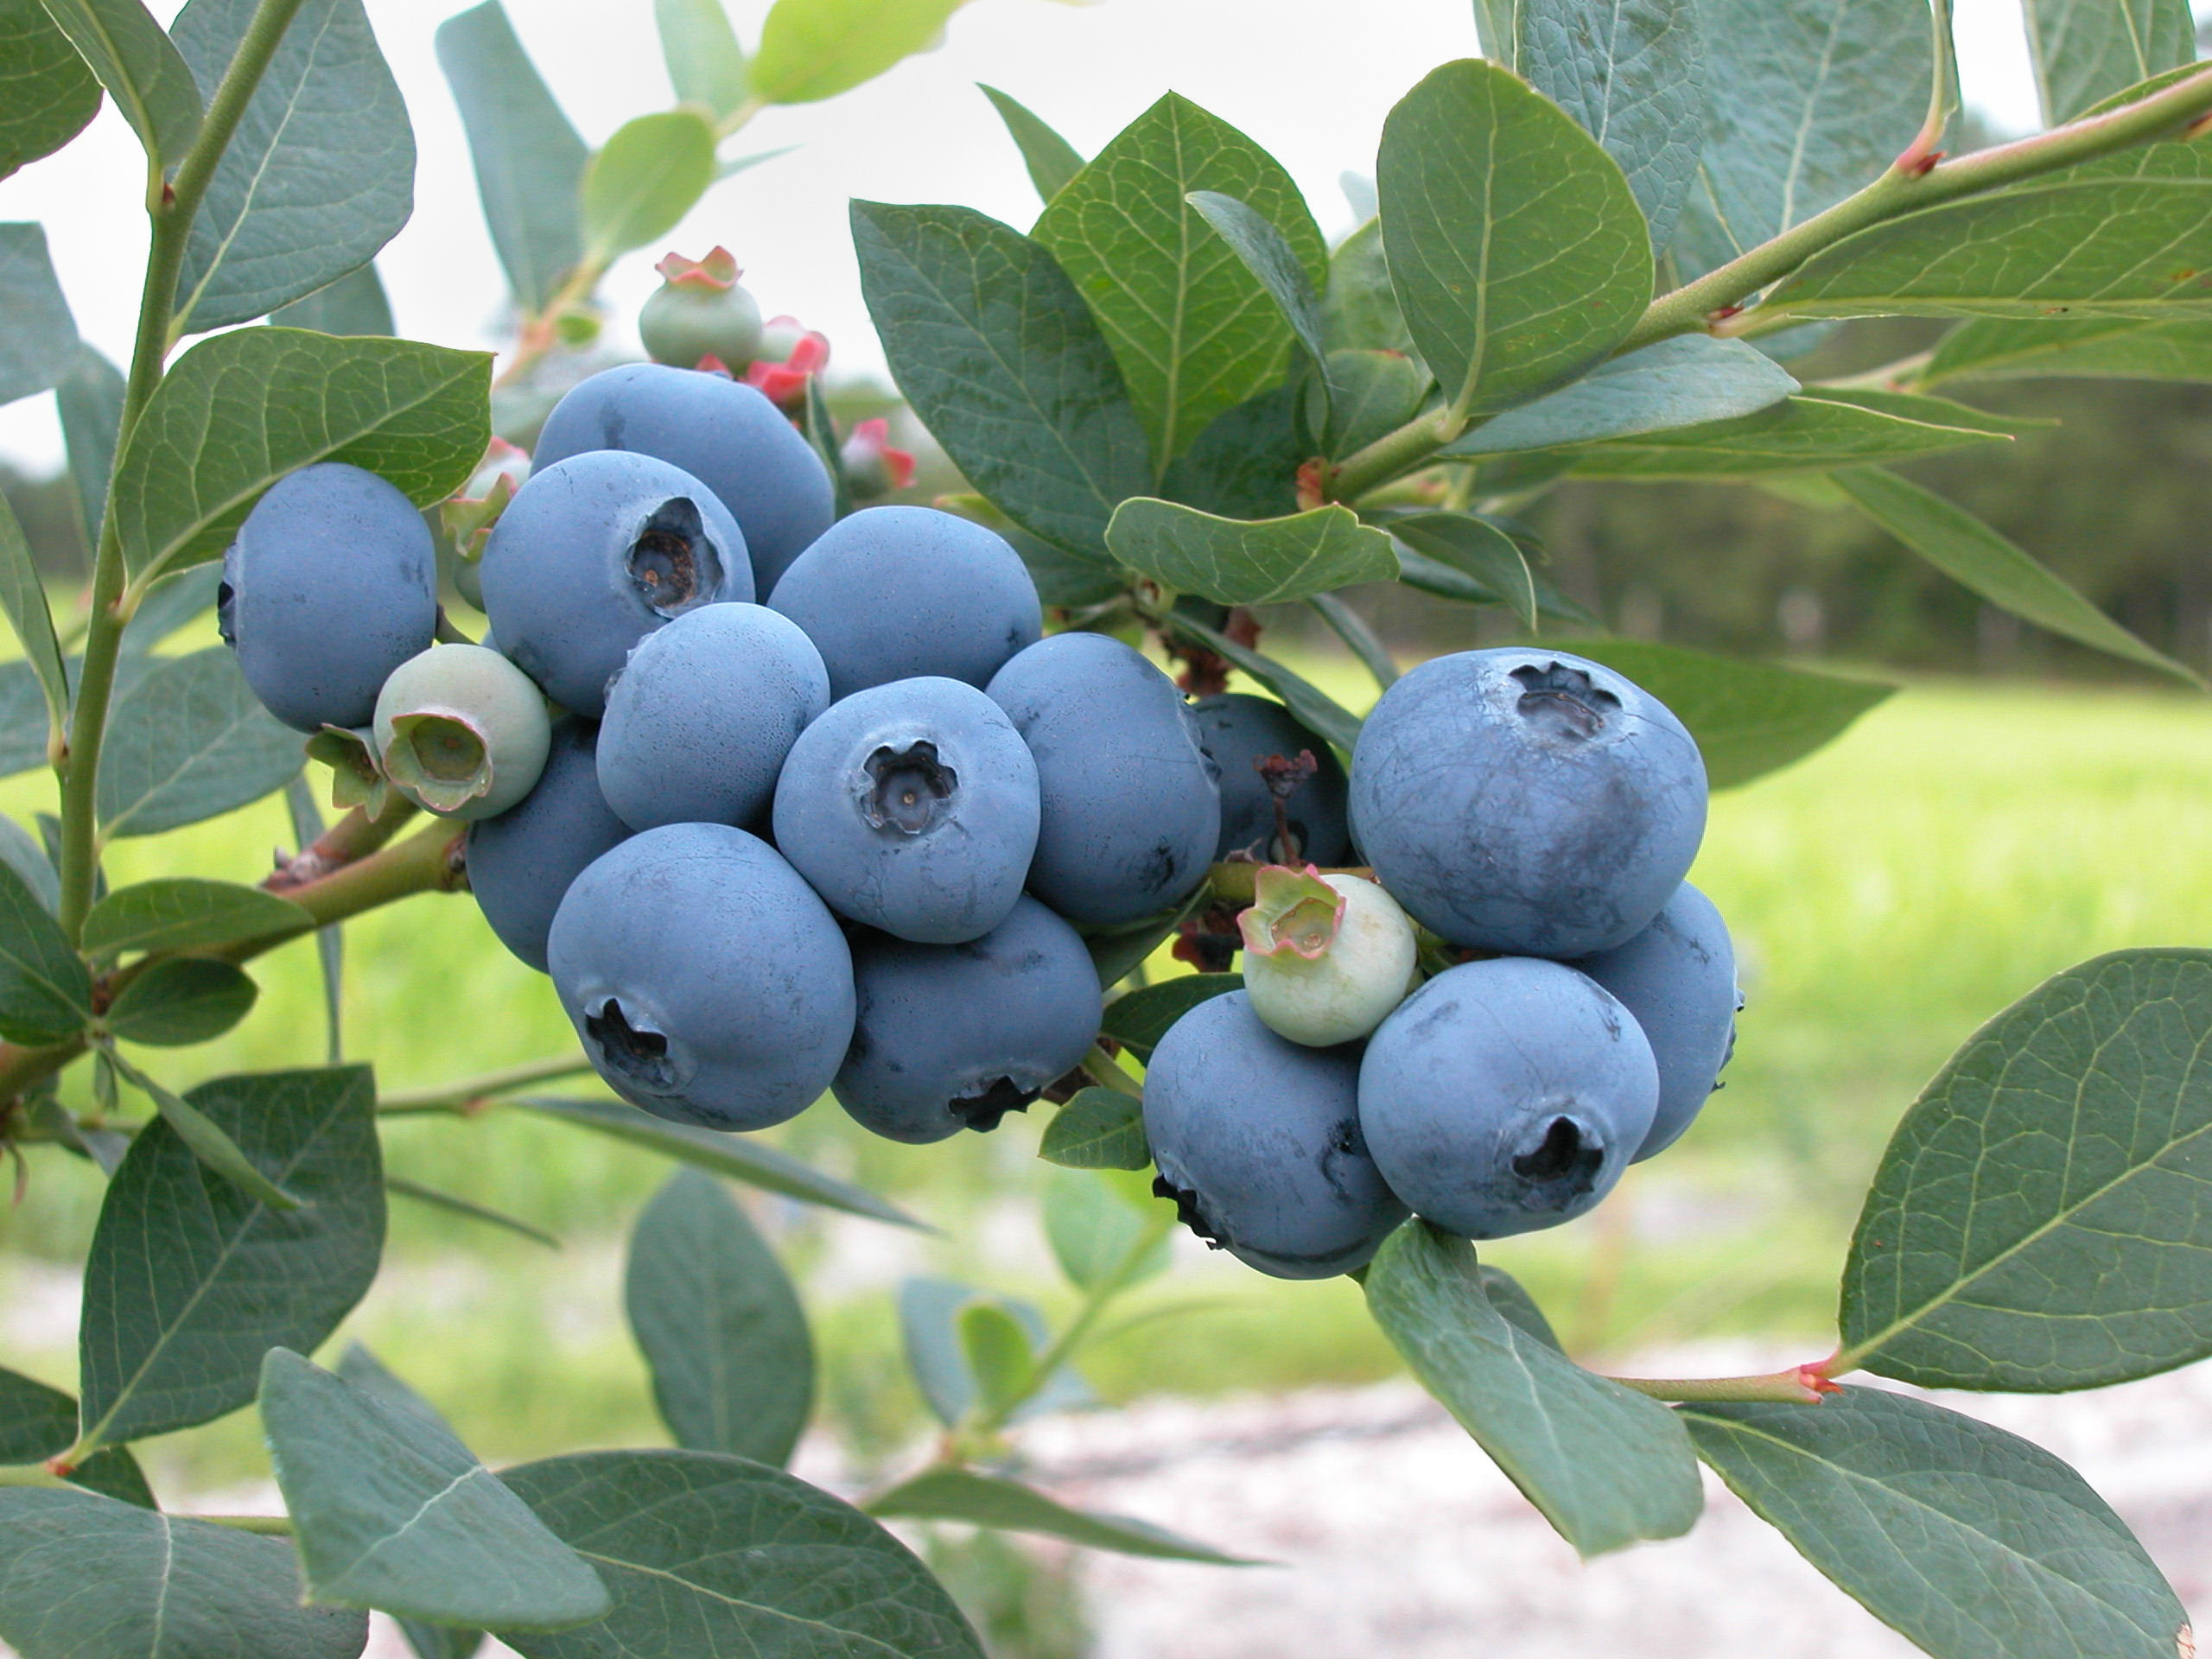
[0, 0, 2193, 474]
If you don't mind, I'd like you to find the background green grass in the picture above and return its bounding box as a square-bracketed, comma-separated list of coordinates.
[9, 664, 2212, 1496]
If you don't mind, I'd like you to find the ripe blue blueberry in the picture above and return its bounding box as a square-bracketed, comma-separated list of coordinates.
[772, 676, 1039, 944]
[768, 506, 1043, 699]
[372, 644, 551, 820]
[1143, 990, 1408, 1280]
[833, 897, 1102, 1144]
[1192, 693, 1353, 864]
[531, 363, 833, 595]
[222, 461, 437, 733]
[479, 449, 751, 716]
[1571, 881, 1740, 1161]
[465, 717, 631, 971]
[986, 632, 1220, 926]
[1350, 649, 1707, 957]
[1357, 957, 1658, 1239]
[597, 603, 830, 831]
[547, 823, 855, 1131]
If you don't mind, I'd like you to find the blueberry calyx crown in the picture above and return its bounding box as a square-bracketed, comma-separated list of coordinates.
[1510, 1113, 1605, 1205]
[585, 997, 677, 1091]
[1510, 660, 1620, 742]
[948, 1076, 1034, 1132]
[626, 497, 720, 617]
[863, 740, 957, 834]
[1153, 1173, 1228, 1250]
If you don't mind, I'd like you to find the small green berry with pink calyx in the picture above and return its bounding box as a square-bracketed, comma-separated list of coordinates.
[1240, 864, 1420, 1046]
[639, 245, 764, 372]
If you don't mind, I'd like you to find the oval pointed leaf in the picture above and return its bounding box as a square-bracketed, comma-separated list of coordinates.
[1364, 1223, 1702, 1557]
[1446, 336, 1797, 456]
[435, 1, 585, 313]
[1560, 387, 2024, 477]
[0, 498, 60, 766]
[624, 1169, 814, 1466]
[1923, 315, 2212, 385]
[0, 856, 90, 1042]
[1158, 608, 1363, 755]
[498, 1449, 988, 1659]
[1386, 512, 1543, 628]
[1834, 467, 2201, 685]
[957, 1300, 1034, 1415]
[1320, 218, 1417, 359]
[56, 340, 122, 543]
[1564, 638, 1895, 790]
[262, 1347, 610, 1627]
[896, 1278, 1090, 1428]
[105, 1047, 299, 1208]
[1107, 499, 1395, 606]
[581, 109, 715, 261]
[84, 877, 311, 957]
[271, 259, 394, 335]
[78, 1065, 384, 1449]
[1034, 92, 1326, 469]
[1044, 1166, 1167, 1293]
[868, 1468, 1259, 1565]
[2025, 0, 2195, 125]
[1185, 188, 1327, 372]
[0, 1486, 367, 1657]
[1684, 1389, 2190, 1659]
[96, 648, 304, 837]
[749, 0, 961, 105]
[655, 0, 746, 120]
[980, 82, 1082, 205]
[1840, 948, 2212, 1390]
[1099, 972, 1241, 1059]
[518, 1096, 926, 1229]
[1763, 181, 2212, 323]
[0, 0, 100, 181]
[35, 0, 200, 165]
[0, 222, 79, 408]
[1378, 60, 1651, 423]
[106, 957, 257, 1046]
[1039, 1087, 1149, 1170]
[854, 199, 1151, 559]
[110, 327, 490, 582]
[169, 0, 414, 333]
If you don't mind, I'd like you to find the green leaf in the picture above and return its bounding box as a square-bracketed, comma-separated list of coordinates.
[1475, 1262, 1563, 1350]
[2045, 65, 2212, 184]
[1923, 315, 2212, 385]
[1377, 60, 1651, 423]
[957, 1300, 1034, 1416]
[283, 777, 343, 1063]
[106, 958, 257, 1046]
[77, 1065, 383, 1449]
[0, 1486, 367, 1656]
[1309, 591, 1399, 691]
[853, 200, 1151, 559]
[0, 1368, 156, 1509]
[2024, 0, 2195, 125]
[897, 1279, 1090, 1427]
[1079, 884, 1210, 991]
[271, 260, 394, 335]
[1386, 511, 1541, 628]
[1158, 384, 1305, 520]
[749, 0, 959, 104]
[1683, 1389, 2190, 1659]
[1562, 638, 1896, 790]
[0, 857, 89, 1042]
[867, 1468, 1259, 1565]
[168, 0, 414, 333]
[1185, 188, 1328, 374]
[1321, 347, 1428, 461]
[1510, 0, 1706, 251]
[1762, 181, 2212, 323]
[581, 109, 716, 261]
[105, 1046, 298, 1208]
[109, 326, 491, 583]
[498, 1450, 988, 1659]
[1106, 499, 1396, 607]
[385, 1175, 558, 1248]
[1039, 1087, 1149, 1170]
[0, 222, 78, 408]
[1034, 92, 1326, 469]
[655, 0, 746, 119]
[1099, 972, 1241, 1059]
[1319, 218, 1418, 359]
[35, 0, 200, 166]
[625, 1169, 814, 1466]
[261, 1346, 610, 1627]
[980, 82, 1083, 205]
[0, 495, 63, 748]
[1363, 1223, 1702, 1557]
[120, 563, 220, 654]
[1044, 1166, 1167, 1293]
[96, 647, 304, 837]
[54, 341, 122, 543]
[435, 0, 587, 313]
[1681, 0, 1929, 275]
[518, 1095, 927, 1228]
[84, 878, 310, 957]
[0, 0, 99, 181]
[1559, 387, 2024, 477]
[399, 1623, 487, 1659]
[1159, 608, 1363, 756]
[1446, 336, 1797, 456]
[0, 815, 56, 914]
[1833, 467, 2201, 684]
[1839, 948, 2212, 1390]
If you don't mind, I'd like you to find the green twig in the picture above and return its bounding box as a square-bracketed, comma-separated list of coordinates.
[1606, 1364, 1839, 1405]
[1078, 1046, 1143, 1098]
[377, 1053, 593, 1116]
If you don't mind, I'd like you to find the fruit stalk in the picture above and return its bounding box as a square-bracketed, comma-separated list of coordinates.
[375, 1053, 596, 1116]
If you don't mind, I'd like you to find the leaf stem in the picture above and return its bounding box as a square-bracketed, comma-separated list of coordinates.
[54, 0, 312, 944]
[377, 1052, 594, 1116]
[265, 793, 421, 893]
[1079, 1046, 1142, 1098]
[1607, 1363, 1841, 1404]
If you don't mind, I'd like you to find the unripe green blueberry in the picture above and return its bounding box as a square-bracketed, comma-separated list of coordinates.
[638, 247, 764, 372]
[1241, 867, 1418, 1046]
[373, 644, 551, 820]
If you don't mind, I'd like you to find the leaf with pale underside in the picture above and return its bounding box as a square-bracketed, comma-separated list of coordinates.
[0, 222, 78, 409]
[2022, 0, 2195, 126]
[1106, 499, 1396, 606]
[1446, 336, 1796, 455]
[83, 877, 309, 957]
[0, 0, 99, 181]
[35, 0, 200, 165]
[96, 647, 305, 836]
[868, 1468, 1258, 1565]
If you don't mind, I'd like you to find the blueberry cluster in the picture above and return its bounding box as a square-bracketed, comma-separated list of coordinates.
[1143, 648, 1739, 1280]
[220, 359, 1737, 1285]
